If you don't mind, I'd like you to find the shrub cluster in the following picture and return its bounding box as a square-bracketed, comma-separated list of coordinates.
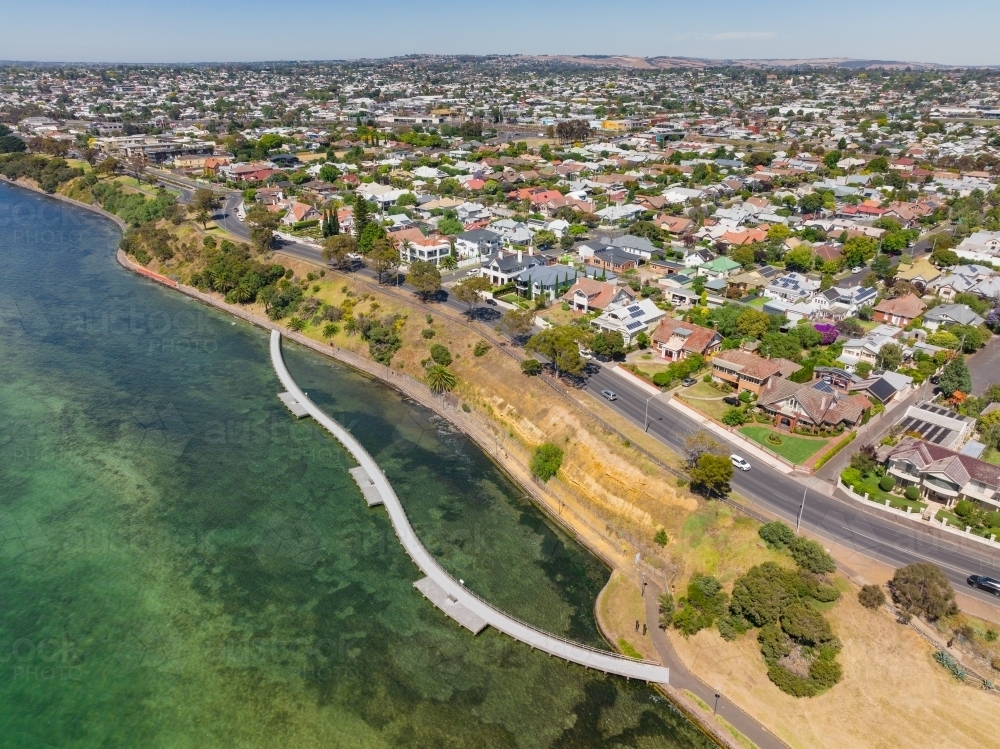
[530, 443, 564, 482]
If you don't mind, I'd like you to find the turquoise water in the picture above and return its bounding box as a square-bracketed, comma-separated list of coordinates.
[0, 183, 713, 748]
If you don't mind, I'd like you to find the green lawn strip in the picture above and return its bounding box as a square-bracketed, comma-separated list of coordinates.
[616, 638, 643, 660]
[738, 426, 829, 464]
[682, 689, 711, 711]
[935, 509, 1000, 538]
[840, 468, 927, 511]
[981, 447, 1000, 467]
[715, 716, 760, 749]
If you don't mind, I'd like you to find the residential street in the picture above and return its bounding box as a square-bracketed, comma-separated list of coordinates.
[579, 363, 1000, 609]
[153, 171, 1000, 611]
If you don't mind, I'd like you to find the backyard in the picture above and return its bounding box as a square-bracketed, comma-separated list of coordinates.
[738, 425, 830, 464]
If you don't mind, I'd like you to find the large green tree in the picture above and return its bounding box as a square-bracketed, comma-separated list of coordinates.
[525, 326, 590, 377]
[689, 453, 733, 496]
[367, 239, 400, 284]
[407, 260, 442, 299]
[453, 276, 493, 314]
[938, 355, 972, 397]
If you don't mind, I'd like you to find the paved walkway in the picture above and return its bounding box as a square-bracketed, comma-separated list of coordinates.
[643, 581, 789, 749]
[269, 330, 672, 684]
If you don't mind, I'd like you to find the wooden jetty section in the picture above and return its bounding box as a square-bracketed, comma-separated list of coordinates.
[269, 330, 669, 685]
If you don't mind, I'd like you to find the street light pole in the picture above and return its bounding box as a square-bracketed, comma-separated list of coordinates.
[644, 391, 662, 433]
[714, 688, 721, 714]
[796, 477, 812, 533]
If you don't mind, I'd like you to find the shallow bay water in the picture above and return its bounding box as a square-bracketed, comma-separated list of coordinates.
[0, 183, 712, 748]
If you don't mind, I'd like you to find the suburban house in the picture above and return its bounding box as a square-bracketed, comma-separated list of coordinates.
[515, 264, 581, 301]
[882, 436, 1000, 509]
[838, 325, 904, 371]
[480, 250, 543, 286]
[764, 272, 821, 303]
[697, 256, 742, 280]
[561, 278, 635, 312]
[665, 287, 705, 310]
[873, 294, 926, 327]
[603, 234, 658, 261]
[922, 304, 986, 332]
[926, 265, 995, 300]
[650, 318, 723, 362]
[727, 270, 768, 297]
[711, 349, 800, 395]
[590, 299, 665, 345]
[587, 247, 639, 273]
[894, 258, 941, 286]
[455, 229, 502, 260]
[400, 236, 452, 265]
[757, 378, 872, 431]
[811, 284, 877, 318]
[281, 201, 321, 226]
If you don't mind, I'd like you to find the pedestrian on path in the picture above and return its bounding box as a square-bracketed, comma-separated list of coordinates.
[642, 624, 647, 635]
[635, 619, 639, 632]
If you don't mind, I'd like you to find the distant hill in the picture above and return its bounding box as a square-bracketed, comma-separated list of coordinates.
[523, 55, 976, 71]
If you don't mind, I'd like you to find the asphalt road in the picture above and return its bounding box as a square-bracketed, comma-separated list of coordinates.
[580, 364, 1000, 608]
[840, 234, 936, 287]
[158, 174, 1000, 606]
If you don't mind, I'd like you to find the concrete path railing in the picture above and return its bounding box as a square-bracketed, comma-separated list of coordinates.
[269, 330, 670, 685]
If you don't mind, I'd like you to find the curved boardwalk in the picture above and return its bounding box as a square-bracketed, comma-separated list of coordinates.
[269, 330, 670, 685]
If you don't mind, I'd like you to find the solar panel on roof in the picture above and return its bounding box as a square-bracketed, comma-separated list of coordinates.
[627, 305, 641, 313]
[630, 309, 644, 318]
[625, 321, 645, 331]
[812, 381, 834, 394]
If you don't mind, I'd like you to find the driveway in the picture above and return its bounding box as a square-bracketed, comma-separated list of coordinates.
[968, 334, 1000, 396]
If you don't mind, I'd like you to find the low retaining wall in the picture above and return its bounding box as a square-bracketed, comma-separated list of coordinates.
[836, 477, 1000, 552]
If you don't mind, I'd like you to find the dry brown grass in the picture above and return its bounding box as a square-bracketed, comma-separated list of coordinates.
[131, 246, 1000, 749]
[595, 571, 659, 662]
[668, 581, 999, 749]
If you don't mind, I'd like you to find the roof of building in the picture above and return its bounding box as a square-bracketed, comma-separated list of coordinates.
[561, 278, 635, 310]
[886, 436, 1000, 488]
[651, 317, 721, 355]
[712, 349, 784, 380]
[874, 293, 926, 318]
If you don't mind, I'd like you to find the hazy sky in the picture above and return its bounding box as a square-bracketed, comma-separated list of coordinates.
[3, 0, 998, 66]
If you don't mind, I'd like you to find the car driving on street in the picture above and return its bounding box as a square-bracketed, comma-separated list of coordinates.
[730, 455, 751, 471]
[600, 390, 618, 401]
[967, 575, 1000, 596]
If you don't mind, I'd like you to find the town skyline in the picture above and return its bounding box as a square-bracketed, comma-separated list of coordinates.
[3, 0, 1000, 66]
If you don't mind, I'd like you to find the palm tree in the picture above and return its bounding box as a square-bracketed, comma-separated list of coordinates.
[232, 284, 254, 304]
[425, 364, 457, 394]
[196, 209, 210, 229]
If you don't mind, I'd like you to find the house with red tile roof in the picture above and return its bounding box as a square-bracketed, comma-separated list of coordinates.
[561, 278, 635, 312]
[711, 349, 799, 395]
[873, 293, 926, 327]
[757, 378, 872, 432]
[651, 318, 723, 362]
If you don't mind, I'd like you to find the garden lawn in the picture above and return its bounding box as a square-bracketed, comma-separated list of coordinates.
[738, 426, 829, 464]
[676, 381, 731, 421]
[840, 467, 927, 511]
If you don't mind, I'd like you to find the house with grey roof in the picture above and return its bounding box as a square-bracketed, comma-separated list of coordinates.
[882, 435, 1000, 509]
[763, 272, 821, 303]
[923, 304, 985, 332]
